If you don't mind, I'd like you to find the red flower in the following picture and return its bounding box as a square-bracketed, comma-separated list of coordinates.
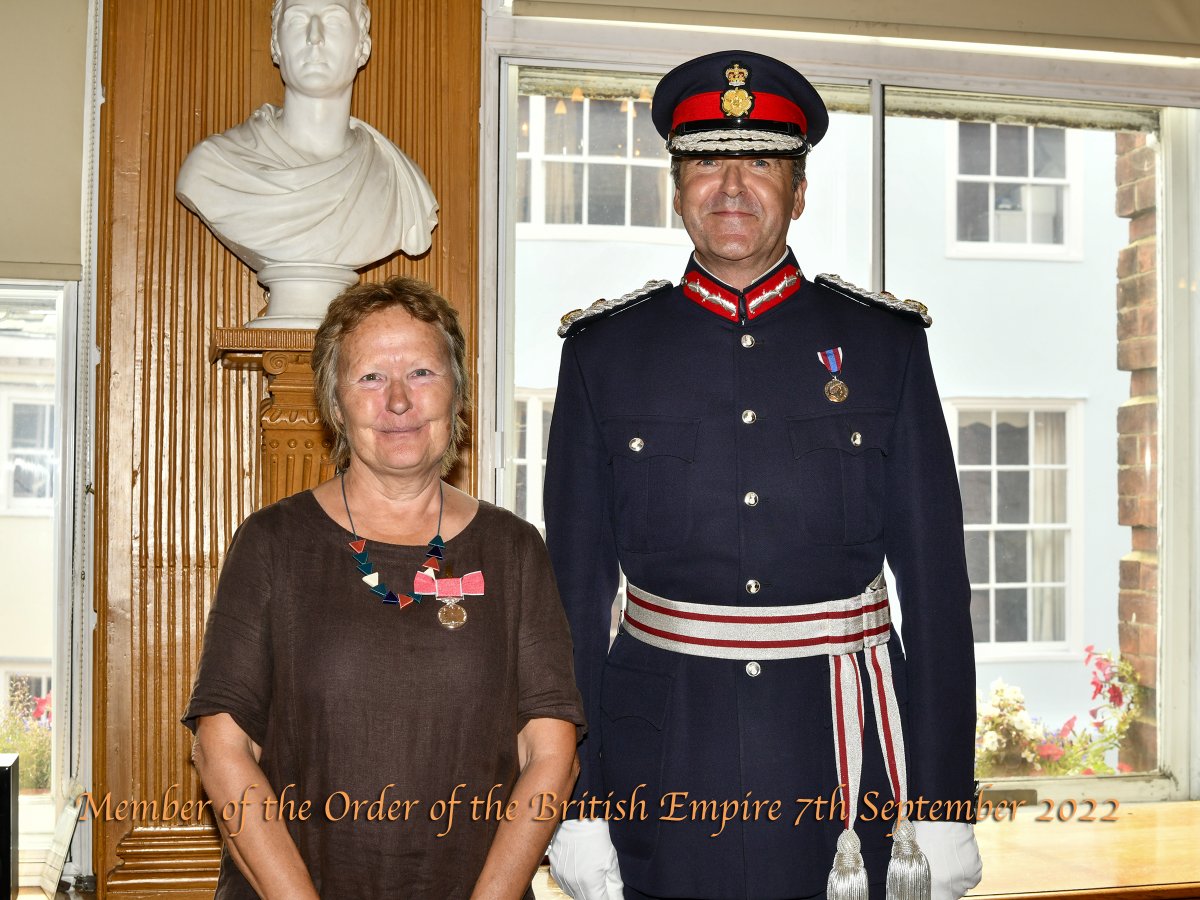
[33, 692, 52, 721]
[1037, 742, 1064, 761]
[1080, 768, 1095, 775]
[1084, 644, 1096, 664]
[1095, 657, 1112, 678]
[1059, 716, 1077, 739]
[1117, 762, 1132, 773]
[1088, 707, 1101, 719]
[1108, 684, 1124, 707]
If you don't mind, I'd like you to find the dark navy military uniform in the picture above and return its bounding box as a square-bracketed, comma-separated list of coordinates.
[543, 251, 976, 899]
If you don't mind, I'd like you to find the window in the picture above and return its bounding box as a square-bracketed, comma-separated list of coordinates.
[489, 28, 1196, 799]
[950, 122, 1082, 260]
[6, 400, 55, 506]
[0, 283, 67, 870]
[948, 403, 1079, 651]
[511, 388, 554, 534]
[516, 82, 683, 234]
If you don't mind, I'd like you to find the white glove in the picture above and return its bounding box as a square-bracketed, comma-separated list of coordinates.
[913, 820, 983, 900]
[548, 818, 624, 900]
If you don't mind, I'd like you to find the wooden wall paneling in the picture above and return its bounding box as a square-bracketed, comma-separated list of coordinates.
[94, 0, 480, 893]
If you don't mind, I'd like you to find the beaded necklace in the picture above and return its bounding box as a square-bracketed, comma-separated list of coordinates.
[341, 473, 483, 629]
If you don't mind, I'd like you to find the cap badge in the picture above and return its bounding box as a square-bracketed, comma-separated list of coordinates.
[721, 62, 754, 118]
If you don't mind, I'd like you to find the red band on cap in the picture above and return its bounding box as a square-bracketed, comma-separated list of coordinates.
[671, 91, 808, 133]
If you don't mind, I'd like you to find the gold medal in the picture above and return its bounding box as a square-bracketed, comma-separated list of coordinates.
[824, 377, 849, 403]
[438, 598, 467, 630]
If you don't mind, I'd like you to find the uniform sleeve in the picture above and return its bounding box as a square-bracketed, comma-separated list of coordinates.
[543, 336, 620, 800]
[181, 515, 274, 746]
[884, 326, 977, 819]
[515, 524, 587, 736]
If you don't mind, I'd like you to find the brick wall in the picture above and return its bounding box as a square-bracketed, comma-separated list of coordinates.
[1114, 132, 1158, 771]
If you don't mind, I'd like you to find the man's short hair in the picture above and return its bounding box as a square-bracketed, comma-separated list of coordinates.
[270, 0, 372, 66]
[670, 154, 807, 192]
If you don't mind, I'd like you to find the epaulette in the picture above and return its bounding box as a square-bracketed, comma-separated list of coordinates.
[557, 279, 674, 338]
[815, 273, 932, 327]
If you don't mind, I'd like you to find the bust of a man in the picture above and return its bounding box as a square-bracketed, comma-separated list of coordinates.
[176, 0, 438, 326]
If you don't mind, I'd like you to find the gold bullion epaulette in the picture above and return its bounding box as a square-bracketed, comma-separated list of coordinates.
[558, 279, 674, 338]
[815, 273, 932, 327]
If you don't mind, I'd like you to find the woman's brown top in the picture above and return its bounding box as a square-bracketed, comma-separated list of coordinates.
[183, 491, 585, 899]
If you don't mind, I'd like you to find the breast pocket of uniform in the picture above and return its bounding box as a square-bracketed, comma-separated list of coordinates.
[786, 409, 894, 546]
[602, 416, 699, 554]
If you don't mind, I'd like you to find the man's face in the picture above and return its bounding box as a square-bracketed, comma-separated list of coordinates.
[275, 0, 369, 99]
[673, 157, 805, 283]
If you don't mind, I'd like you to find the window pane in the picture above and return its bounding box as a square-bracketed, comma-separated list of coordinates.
[1032, 470, 1067, 523]
[995, 530, 1028, 582]
[544, 162, 582, 224]
[632, 101, 664, 160]
[1029, 184, 1064, 244]
[1031, 586, 1065, 641]
[993, 183, 1027, 242]
[995, 588, 1028, 642]
[965, 530, 990, 583]
[960, 471, 992, 524]
[517, 95, 530, 153]
[1033, 412, 1067, 464]
[588, 164, 626, 225]
[12, 455, 51, 499]
[957, 182, 989, 241]
[958, 411, 991, 464]
[514, 465, 527, 517]
[971, 589, 992, 642]
[996, 124, 1029, 176]
[541, 405, 554, 459]
[630, 167, 668, 227]
[996, 411, 1029, 464]
[1032, 530, 1066, 582]
[958, 122, 990, 175]
[12, 404, 50, 448]
[1033, 127, 1066, 178]
[515, 159, 530, 224]
[588, 99, 626, 156]
[545, 96, 583, 155]
[997, 471, 1030, 523]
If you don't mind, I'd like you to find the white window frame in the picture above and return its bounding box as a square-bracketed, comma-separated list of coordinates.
[943, 398, 1085, 663]
[944, 122, 1085, 261]
[479, 13, 1200, 804]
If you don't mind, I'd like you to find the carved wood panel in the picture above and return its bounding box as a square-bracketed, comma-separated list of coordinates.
[94, 0, 480, 891]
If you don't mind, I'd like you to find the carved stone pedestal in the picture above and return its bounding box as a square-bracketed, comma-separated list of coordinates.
[213, 328, 335, 505]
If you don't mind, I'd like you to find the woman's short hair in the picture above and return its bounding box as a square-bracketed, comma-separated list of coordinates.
[312, 276, 471, 474]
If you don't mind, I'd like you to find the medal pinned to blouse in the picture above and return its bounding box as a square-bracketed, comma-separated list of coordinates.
[817, 347, 848, 403]
[342, 474, 486, 630]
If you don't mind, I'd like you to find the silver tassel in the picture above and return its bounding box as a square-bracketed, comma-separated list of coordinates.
[827, 828, 870, 900]
[886, 819, 931, 900]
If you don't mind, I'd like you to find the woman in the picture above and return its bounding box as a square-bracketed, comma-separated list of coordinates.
[184, 277, 583, 899]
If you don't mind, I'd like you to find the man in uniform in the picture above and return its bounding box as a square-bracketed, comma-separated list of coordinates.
[544, 50, 982, 900]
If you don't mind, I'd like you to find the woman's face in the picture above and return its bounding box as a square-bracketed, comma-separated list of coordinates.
[335, 307, 457, 480]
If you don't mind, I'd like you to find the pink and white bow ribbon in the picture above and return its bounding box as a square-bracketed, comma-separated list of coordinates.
[413, 570, 485, 598]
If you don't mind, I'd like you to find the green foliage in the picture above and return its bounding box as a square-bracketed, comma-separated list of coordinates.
[0, 681, 53, 791]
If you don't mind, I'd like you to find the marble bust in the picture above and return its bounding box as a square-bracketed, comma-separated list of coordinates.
[176, 0, 438, 327]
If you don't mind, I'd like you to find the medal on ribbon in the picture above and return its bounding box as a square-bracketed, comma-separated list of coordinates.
[818, 347, 849, 403]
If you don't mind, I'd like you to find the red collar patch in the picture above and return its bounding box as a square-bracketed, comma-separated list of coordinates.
[681, 263, 803, 322]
